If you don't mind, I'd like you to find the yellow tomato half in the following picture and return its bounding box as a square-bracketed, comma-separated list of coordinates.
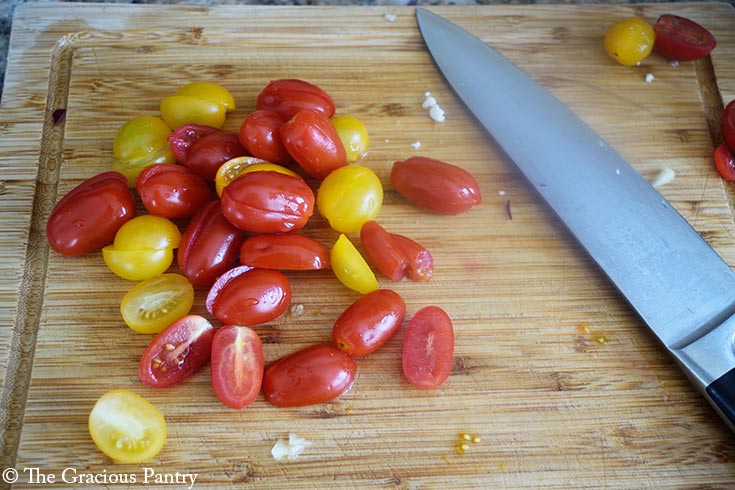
[330, 234, 379, 294]
[120, 274, 195, 334]
[88, 389, 167, 464]
[112, 116, 175, 186]
[175, 81, 236, 112]
[604, 17, 656, 66]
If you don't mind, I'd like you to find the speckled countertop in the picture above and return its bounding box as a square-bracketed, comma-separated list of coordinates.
[0, 0, 719, 102]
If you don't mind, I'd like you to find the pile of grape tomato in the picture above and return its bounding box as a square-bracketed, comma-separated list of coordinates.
[46, 78, 485, 462]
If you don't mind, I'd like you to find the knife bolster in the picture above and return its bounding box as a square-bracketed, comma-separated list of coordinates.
[706, 369, 735, 433]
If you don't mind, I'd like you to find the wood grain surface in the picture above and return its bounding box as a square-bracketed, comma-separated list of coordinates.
[2, 3, 735, 488]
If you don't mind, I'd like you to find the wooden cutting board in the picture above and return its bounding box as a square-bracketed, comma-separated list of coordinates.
[2, 3, 735, 488]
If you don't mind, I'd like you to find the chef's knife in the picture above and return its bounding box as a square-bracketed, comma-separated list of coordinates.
[416, 7, 735, 432]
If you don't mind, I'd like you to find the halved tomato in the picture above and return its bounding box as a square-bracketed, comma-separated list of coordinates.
[139, 315, 215, 388]
[88, 389, 167, 464]
[402, 306, 454, 389]
[239, 233, 330, 270]
[120, 274, 195, 334]
[654, 14, 716, 62]
[330, 234, 379, 294]
[211, 325, 264, 409]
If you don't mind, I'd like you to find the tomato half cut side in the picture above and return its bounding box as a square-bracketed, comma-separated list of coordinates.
[211, 325, 264, 409]
[139, 315, 215, 388]
[402, 306, 454, 389]
[262, 343, 357, 407]
[653, 14, 716, 62]
[88, 389, 167, 464]
[120, 273, 195, 334]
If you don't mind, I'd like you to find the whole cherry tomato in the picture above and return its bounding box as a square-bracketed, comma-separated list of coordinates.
[168, 123, 221, 164]
[102, 215, 181, 281]
[184, 131, 246, 181]
[240, 233, 330, 270]
[256, 79, 335, 120]
[136, 163, 214, 219]
[177, 200, 245, 288]
[714, 143, 735, 181]
[112, 116, 176, 185]
[88, 389, 167, 464]
[280, 109, 347, 180]
[46, 171, 136, 256]
[120, 273, 195, 334]
[239, 110, 292, 164]
[391, 156, 482, 215]
[330, 234, 379, 294]
[402, 306, 454, 390]
[175, 82, 236, 112]
[653, 14, 716, 62]
[221, 170, 314, 234]
[317, 164, 383, 233]
[211, 325, 264, 409]
[360, 220, 433, 282]
[722, 99, 735, 154]
[206, 265, 292, 326]
[332, 289, 406, 357]
[603, 17, 656, 66]
[262, 343, 356, 407]
[331, 115, 369, 163]
[139, 314, 215, 388]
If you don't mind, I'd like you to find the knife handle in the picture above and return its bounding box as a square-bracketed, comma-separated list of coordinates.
[706, 368, 735, 432]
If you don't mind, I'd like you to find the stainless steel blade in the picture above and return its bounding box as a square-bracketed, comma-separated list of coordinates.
[416, 8, 735, 430]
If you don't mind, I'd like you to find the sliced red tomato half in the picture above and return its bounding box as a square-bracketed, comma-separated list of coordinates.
[211, 325, 264, 409]
[402, 306, 454, 390]
[653, 14, 716, 62]
[139, 315, 215, 388]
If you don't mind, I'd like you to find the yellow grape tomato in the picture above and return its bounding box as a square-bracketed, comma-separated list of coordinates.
[330, 234, 379, 294]
[176, 82, 236, 112]
[88, 389, 167, 464]
[120, 274, 195, 334]
[113, 116, 175, 185]
[331, 115, 369, 163]
[160, 95, 227, 130]
[103, 247, 174, 281]
[604, 17, 656, 66]
[317, 164, 383, 233]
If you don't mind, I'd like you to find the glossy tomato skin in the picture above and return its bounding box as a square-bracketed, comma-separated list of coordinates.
[654, 14, 716, 62]
[280, 109, 347, 180]
[178, 200, 245, 288]
[714, 143, 735, 181]
[211, 325, 264, 409]
[239, 110, 292, 164]
[603, 17, 655, 66]
[316, 164, 383, 233]
[360, 220, 433, 282]
[184, 131, 246, 181]
[136, 163, 214, 219]
[221, 170, 315, 234]
[262, 343, 357, 407]
[139, 315, 215, 388]
[332, 289, 406, 357]
[256, 79, 335, 120]
[722, 100, 735, 154]
[402, 306, 454, 389]
[391, 157, 482, 215]
[240, 233, 330, 270]
[206, 265, 292, 326]
[330, 234, 379, 294]
[168, 123, 221, 164]
[47, 171, 136, 256]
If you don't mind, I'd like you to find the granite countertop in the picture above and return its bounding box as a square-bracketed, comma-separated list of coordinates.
[0, 0, 717, 102]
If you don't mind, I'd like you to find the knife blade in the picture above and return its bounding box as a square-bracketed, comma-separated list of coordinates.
[416, 7, 735, 432]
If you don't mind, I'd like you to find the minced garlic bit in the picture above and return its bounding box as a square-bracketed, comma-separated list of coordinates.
[422, 91, 446, 123]
[645, 73, 655, 83]
[498, 190, 506, 196]
[411, 141, 421, 149]
[290, 303, 304, 317]
[384, 13, 397, 22]
[652, 167, 676, 188]
[271, 433, 312, 461]
[669, 60, 680, 68]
